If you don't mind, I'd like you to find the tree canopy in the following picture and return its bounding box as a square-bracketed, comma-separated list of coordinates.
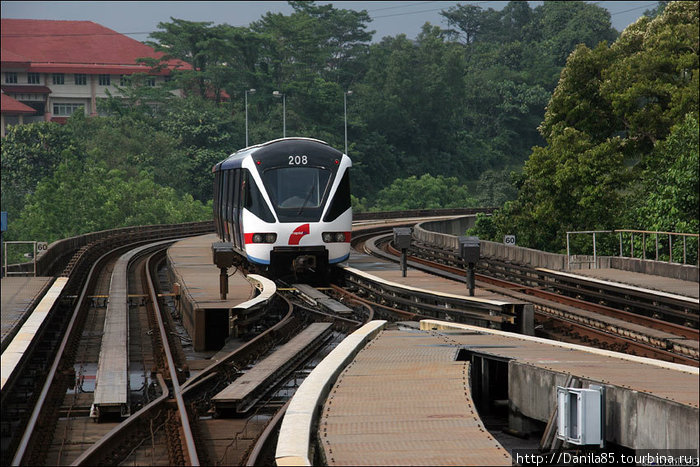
[5, 1, 695, 254]
[472, 1, 699, 252]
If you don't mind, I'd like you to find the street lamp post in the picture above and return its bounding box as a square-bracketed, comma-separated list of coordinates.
[245, 88, 256, 147]
[344, 90, 353, 155]
[273, 90, 286, 138]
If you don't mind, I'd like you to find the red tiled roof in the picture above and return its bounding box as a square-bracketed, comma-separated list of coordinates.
[1, 93, 37, 114]
[1, 19, 190, 74]
[2, 85, 52, 94]
[0, 48, 31, 65]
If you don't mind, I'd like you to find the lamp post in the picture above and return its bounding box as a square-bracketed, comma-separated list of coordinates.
[273, 90, 286, 138]
[344, 90, 353, 155]
[245, 88, 256, 147]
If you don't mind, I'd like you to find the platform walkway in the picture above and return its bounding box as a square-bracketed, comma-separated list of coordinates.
[278, 320, 698, 465]
[319, 326, 511, 466]
[167, 234, 255, 351]
[566, 267, 699, 299]
[1, 276, 53, 349]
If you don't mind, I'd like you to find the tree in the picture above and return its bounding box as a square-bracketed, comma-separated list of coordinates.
[11, 158, 210, 243]
[633, 114, 699, 234]
[1, 121, 81, 216]
[473, 2, 699, 252]
[372, 174, 477, 211]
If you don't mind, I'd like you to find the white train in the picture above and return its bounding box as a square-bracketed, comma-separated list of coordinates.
[212, 138, 352, 278]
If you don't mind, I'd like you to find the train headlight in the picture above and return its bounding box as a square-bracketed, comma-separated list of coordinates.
[323, 232, 349, 243]
[250, 233, 277, 244]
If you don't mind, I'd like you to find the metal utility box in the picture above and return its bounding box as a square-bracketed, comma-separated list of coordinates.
[212, 242, 235, 269]
[556, 386, 603, 446]
[393, 228, 412, 250]
[458, 236, 480, 264]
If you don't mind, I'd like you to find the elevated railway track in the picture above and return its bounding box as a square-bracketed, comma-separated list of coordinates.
[2, 212, 697, 465]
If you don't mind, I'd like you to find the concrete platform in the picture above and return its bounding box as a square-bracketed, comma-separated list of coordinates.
[424, 320, 698, 451]
[561, 267, 699, 299]
[347, 249, 518, 306]
[1, 277, 68, 390]
[1, 276, 53, 349]
[316, 321, 698, 465]
[167, 234, 256, 351]
[319, 325, 511, 466]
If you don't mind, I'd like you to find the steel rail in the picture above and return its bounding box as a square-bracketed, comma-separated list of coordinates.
[398, 242, 699, 341]
[370, 235, 697, 364]
[11, 247, 113, 465]
[71, 373, 170, 466]
[245, 399, 292, 466]
[540, 313, 698, 366]
[145, 250, 200, 466]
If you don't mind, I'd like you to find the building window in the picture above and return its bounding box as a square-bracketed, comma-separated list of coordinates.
[27, 72, 41, 84]
[98, 74, 111, 86]
[145, 76, 156, 87]
[119, 74, 130, 86]
[164, 75, 172, 83]
[53, 103, 84, 116]
[5, 72, 18, 84]
[74, 74, 87, 85]
[52, 73, 65, 85]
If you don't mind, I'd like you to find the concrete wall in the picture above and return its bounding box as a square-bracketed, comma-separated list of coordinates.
[508, 362, 700, 450]
[415, 217, 700, 280]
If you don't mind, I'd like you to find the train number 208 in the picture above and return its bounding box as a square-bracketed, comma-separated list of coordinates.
[289, 155, 308, 165]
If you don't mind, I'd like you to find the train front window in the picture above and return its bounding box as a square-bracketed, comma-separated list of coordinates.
[262, 167, 332, 222]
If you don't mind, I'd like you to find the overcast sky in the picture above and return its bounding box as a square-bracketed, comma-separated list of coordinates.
[1, 1, 660, 43]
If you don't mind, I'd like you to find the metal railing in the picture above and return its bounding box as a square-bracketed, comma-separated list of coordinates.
[566, 229, 699, 269]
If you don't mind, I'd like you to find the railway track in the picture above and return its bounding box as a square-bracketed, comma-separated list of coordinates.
[66, 248, 372, 466]
[4, 217, 696, 465]
[360, 231, 698, 366]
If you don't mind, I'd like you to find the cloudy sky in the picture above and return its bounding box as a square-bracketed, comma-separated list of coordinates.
[2, 1, 659, 43]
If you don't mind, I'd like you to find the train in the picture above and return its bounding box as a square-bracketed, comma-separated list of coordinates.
[212, 137, 352, 279]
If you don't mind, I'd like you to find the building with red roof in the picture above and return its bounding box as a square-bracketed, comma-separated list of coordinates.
[1, 18, 189, 134]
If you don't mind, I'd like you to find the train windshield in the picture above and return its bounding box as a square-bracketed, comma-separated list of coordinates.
[262, 167, 332, 222]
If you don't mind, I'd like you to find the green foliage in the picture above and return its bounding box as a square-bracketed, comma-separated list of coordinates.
[475, 1, 699, 252]
[1, 1, 635, 246]
[11, 158, 210, 243]
[372, 174, 477, 211]
[1, 122, 81, 216]
[633, 114, 699, 234]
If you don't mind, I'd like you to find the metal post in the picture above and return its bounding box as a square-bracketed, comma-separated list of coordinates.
[467, 263, 475, 296]
[643, 233, 646, 260]
[619, 232, 622, 257]
[593, 232, 597, 269]
[655, 234, 658, 261]
[219, 267, 228, 300]
[566, 232, 570, 270]
[273, 91, 286, 138]
[33, 241, 37, 277]
[245, 88, 256, 146]
[669, 234, 673, 263]
[344, 90, 353, 155]
[245, 90, 249, 146]
[630, 233, 634, 259]
[683, 236, 686, 264]
[401, 248, 407, 277]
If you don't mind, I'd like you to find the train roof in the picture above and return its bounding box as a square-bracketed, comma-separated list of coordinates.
[214, 137, 344, 172]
